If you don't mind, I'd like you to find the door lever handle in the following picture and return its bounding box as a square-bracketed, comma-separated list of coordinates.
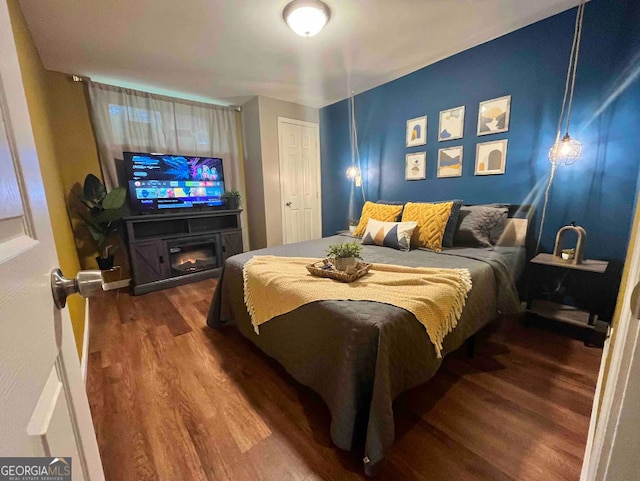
[51, 269, 104, 309]
[286, 201, 292, 207]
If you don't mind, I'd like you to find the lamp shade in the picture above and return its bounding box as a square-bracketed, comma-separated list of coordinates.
[283, 0, 331, 37]
[346, 166, 359, 180]
[548, 133, 582, 166]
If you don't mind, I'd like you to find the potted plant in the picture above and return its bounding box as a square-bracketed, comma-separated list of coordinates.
[326, 241, 362, 271]
[75, 174, 127, 270]
[348, 218, 359, 234]
[222, 189, 242, 210]
[561, 248, 576, 261]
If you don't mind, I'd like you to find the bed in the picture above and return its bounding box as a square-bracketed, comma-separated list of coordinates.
[207, 204, 533, 475]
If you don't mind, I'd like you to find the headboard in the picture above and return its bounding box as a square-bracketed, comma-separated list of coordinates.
[504, 204, 536, 260]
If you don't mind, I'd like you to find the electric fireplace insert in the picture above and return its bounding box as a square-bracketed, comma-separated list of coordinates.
[168, 236, 219, 277]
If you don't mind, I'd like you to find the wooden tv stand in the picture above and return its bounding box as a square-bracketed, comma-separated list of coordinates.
[124, 210, 243, 295]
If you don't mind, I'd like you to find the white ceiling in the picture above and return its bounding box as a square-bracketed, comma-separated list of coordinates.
[19, 0, 580, 108]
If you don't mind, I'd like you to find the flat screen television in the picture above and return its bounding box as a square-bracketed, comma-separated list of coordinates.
[124, 152, 225, 213]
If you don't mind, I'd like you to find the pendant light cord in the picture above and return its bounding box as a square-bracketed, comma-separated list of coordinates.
[350, 93, 366, 203]
[536, 0, 585, 253]
[554, 0, 585, 142]
[564, 1, 585, 135]
[536, 161, 557, 253]
[349, 94, 355, 177]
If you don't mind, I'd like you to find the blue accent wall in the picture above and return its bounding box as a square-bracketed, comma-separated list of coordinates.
[321, 0, 640, 272]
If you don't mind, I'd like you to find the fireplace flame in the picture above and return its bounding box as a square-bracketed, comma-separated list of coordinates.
[171, 246, 217, 273]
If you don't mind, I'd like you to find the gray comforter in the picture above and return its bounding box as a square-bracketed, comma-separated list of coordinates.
[207, 236, 523, 475]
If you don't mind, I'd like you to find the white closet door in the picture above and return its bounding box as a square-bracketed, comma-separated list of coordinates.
[278, 117, 321, 244]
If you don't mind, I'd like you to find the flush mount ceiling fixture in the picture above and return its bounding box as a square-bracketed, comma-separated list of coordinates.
[283, 0, 331, 37]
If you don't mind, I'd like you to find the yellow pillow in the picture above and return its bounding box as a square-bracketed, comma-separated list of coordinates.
[401, 201, 453, 252]
[353, 201, 403, 237]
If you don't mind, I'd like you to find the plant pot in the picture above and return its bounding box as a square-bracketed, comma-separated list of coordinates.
[349, 225, 356, 234]
[96, 255, 115, 271]
[226, 199, 238, 210]
[561, 252, 575, 261]
[333, 257, 357, 271]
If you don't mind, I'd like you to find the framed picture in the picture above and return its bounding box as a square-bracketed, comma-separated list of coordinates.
[437, 146, 463, 178]
[475, 140, 508, 175]
[477, 95, 511, 136]
[405, 152, 426, 180]
[438, 106, 465, 141]
[406, 116, 427, 147]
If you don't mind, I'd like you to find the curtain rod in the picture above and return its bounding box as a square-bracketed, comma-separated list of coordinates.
[70, 74, 242, 111]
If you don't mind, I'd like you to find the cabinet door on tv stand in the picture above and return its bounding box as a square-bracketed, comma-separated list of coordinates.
[130, 240, 170, 285]
[221, 230, 243, 262]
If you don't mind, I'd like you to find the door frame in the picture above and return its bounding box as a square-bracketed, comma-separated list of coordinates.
[277, 116, 322, 244]
[582, 198, 640, 480]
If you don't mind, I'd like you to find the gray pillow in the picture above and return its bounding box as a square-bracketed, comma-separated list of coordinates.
[453, 205, 509, 247]
[443, 200, 463, 248]
[489, 210, 509, 244]
[377, 199, 462, 248]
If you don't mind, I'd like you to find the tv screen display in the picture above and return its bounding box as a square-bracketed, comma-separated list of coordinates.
[124, 152, 225, 212]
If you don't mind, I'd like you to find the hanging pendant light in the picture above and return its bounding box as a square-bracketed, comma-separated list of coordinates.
[346, 166, 360, 180]
[537, 0, 588, 254]
[283, 0, 331, 38]
[548, 133, 583, 166]
[548, 0, 586, 166]
[348, 94, 365, 194]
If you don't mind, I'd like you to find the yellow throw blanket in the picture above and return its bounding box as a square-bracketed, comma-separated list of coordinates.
[243, 256, 472, 357]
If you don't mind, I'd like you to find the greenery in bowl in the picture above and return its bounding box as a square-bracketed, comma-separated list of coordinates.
[326, 241, 362, 259]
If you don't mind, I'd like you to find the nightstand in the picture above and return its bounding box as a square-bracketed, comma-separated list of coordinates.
[526, 253, 609, 332]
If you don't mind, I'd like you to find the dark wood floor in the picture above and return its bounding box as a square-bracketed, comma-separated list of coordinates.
[87, 279, 602, 481]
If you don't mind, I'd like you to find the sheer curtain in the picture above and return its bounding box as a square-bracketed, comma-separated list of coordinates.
[87, 81, 249, 249]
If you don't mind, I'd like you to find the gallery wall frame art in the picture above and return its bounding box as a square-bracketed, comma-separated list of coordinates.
[438, 106, 465, 141]
[475, 139, 507, 175]
[406, 116, 427, 147]
[406, 152, 426, 180]
[477, 95, 511, 136]
[437, 146, 463, 178]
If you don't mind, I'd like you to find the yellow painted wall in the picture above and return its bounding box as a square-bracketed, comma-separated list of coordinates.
[42, 72, 105, 271]
[7, 0, 102, 356]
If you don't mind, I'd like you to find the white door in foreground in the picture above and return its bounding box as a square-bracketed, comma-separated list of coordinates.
[0, 1, 104, 479]
[583, 197, 640, 481]
[278, 117, 322, 244]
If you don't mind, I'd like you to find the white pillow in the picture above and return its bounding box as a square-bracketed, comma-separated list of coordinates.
[361, 218, 417, 252]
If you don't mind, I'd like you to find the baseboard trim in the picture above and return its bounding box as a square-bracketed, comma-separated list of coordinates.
[103, 278, 131, 291]
[81, 298, 90, 383]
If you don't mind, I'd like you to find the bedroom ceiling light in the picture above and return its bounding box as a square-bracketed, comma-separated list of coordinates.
[283, 0, 331, 37]
[548, 0, 586, 166]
